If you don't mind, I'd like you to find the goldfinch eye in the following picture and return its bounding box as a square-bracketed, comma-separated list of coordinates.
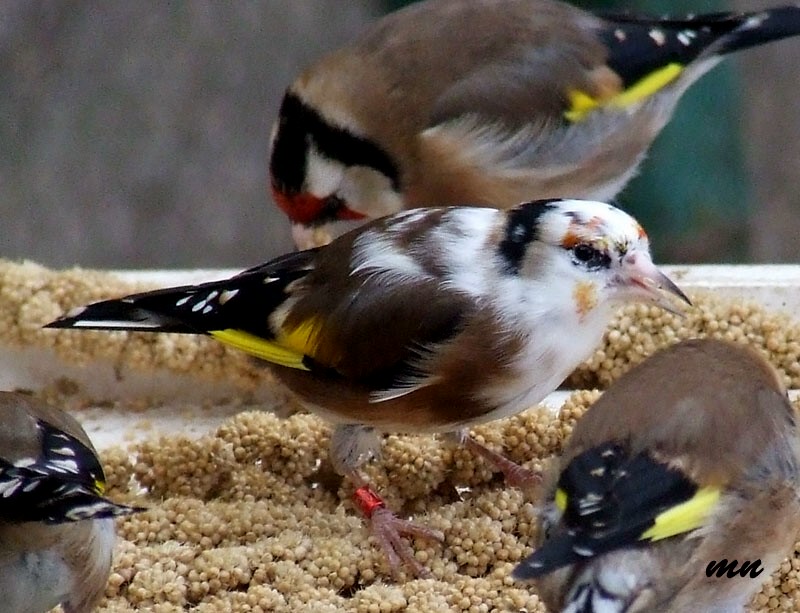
[572, 244, 610, 270]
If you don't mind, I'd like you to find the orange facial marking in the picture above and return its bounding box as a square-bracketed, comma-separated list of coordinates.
[637, 223, 648, 240]
[563, 215, 605, 249]
[573, 281, 598, 321]
[562, 230, 582, 249]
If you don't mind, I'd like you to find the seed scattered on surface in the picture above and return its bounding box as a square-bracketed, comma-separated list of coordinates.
[1, 261, 798, 611]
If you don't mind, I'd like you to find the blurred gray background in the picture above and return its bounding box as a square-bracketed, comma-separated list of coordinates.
[1, 0, 798, 268]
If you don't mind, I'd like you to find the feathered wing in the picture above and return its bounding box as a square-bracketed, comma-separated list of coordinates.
[422, 6, 800, 193]
[431, 6, 800, 129]
[0, 417, 138, 523]
[514, 441, 719, 580]
[46, 241, 476, 398]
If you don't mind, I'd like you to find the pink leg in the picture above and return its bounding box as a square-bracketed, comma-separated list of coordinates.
[462, 435, 541, 491]
[352, 482, 444, 579]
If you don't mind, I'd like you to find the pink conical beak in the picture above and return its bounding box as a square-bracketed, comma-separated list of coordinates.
[620, 253, 691, 314]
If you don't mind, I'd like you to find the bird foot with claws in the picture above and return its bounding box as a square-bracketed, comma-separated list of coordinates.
[353, 485, 444, 579]
[463, 435, 541, 492]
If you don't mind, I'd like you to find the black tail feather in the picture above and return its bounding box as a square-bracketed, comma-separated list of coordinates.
[44, 293, 203, 334]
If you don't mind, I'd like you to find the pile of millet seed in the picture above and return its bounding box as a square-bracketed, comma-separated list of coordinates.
[1, 259, 799, 612]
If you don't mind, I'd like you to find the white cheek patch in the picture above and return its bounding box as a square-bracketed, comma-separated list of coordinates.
[305, 146, 345, 198]
[341, 166, 404, 218]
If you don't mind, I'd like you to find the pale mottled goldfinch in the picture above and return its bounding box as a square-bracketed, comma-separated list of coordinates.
[268, 0, 800, 248]
[515, 338, 800, 613]
[46, 198, 688, 578]
[0, 392, 139, 613]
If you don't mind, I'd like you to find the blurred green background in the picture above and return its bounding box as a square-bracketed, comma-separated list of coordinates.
[1, 1, 797, 267]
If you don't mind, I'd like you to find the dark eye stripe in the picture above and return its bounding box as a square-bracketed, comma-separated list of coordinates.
[270, 92, 400, 194]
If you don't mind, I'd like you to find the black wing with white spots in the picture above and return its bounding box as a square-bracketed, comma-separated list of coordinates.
[0, 418, 138, 523]
[514, 442, 697, 580]
[600, 7, 800, 89]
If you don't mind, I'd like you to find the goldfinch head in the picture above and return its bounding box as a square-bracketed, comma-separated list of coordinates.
[505, 199, 689, 318]
[269, 90, 404, 250]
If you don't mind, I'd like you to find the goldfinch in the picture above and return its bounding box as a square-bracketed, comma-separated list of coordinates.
[514, 338, 800, 612]
[269, 0, 800, 248]
[0, 392, 139, 613]
[46, 198, 688, 577]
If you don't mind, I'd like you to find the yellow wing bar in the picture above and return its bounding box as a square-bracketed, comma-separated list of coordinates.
[566, 63, 684, 122]
[210, 318, 325, 371]
[640, 485, 720, 542]
[211, 329, 310, 370]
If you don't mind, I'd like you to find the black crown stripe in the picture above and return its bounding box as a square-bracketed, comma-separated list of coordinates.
[498, 199, 560, 274]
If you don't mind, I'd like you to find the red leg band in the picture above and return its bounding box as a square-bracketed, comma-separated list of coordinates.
[353, 485, 385, 518]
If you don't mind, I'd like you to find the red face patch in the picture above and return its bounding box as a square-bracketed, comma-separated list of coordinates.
[337, 204, 368, 221]
[271, 184, 367, 225]
[271, 185, 325, 225]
